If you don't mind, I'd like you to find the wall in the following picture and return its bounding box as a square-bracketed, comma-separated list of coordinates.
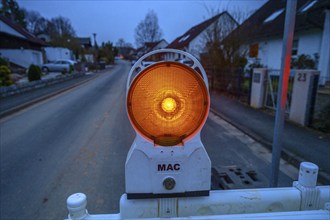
[258, 38, 282, 69]
[153, 40, 168, 50]
[44, 47, 73, 62]
[255, 30, 322, 71]
[297, 30, 322, 57]
[164, 50, 183, 61]
[0, 49, 43, 68]
[188, 34, 205, 60]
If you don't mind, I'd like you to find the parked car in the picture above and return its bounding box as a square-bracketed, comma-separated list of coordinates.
[41, 59, 76, 74]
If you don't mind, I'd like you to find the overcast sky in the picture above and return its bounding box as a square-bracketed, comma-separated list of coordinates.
[17, 0, 267, 47]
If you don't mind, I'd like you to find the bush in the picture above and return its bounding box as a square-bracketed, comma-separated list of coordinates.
[291, 54, 316, 69]
[88, 63, 99, 71]
[28, 64, 42, 81]
[0, 57, 9, 66]
[0, 65, 13, 86]
[69, 64, 74, 73]
[313, 104, 330, 133]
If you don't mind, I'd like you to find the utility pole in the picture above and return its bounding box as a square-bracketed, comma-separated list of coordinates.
[93, 33, 98, 48]
[270, 0, 297, 187]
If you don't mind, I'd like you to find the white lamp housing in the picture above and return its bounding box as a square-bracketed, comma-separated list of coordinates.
[125, 49, 211, 199]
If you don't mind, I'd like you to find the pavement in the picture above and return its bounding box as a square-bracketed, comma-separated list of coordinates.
[210, 91, 330, 184]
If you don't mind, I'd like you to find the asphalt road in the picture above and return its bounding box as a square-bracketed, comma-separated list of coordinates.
[0, 60, 296, 220]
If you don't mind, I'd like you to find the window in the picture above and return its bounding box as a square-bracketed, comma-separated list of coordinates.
[264, 9, 285, 23]
[300, 0, 318, 13]
[249, 44, 259, 58]
[179, 35, 190, 43]
[292, 39, 299, 57]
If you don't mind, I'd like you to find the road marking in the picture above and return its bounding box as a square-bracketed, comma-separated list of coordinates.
[208, 112, 299, 181]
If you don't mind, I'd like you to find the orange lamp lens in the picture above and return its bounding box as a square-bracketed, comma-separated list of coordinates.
[127, 62, 209, 146]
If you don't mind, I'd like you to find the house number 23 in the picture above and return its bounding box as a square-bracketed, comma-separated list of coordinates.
[298, 73, 306, 82]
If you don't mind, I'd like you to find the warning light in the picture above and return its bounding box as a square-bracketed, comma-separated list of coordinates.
[127, 62, 209, 146]
[125, 49, 211, 199]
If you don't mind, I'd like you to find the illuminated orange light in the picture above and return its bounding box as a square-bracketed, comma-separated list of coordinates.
[127, 62, 209, 146]
[161, 97, 177, 113]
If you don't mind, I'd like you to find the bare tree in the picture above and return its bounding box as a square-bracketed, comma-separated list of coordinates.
[201, 8, 248, 91]
[23, 9, 45, 34]
[116, 38, 133, 48]
[203, 9, 246, 67]
[33, 17, 50, 35]
[46, 16, 80, 52]
[116, 38, 125, 47]
[49, 16, 76, 37]
[134, 10, 162, 47]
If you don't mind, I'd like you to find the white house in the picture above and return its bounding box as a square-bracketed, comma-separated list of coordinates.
[235, 0, 330, 85]
[135, 39, 168, 59]
[0, 15, 45, 69]
[166, 11, 238, 61]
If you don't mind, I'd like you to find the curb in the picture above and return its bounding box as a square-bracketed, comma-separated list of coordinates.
[210, 107, 330, 185]
[0, 74, 99, 119]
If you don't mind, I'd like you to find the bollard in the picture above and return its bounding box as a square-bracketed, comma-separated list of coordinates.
[67, 193, 88, 219]
[298, 162, 319, 187]
[293, 162, 320, 210]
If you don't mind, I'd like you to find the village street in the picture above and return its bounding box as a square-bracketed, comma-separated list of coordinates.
[0, 60, 298, 219]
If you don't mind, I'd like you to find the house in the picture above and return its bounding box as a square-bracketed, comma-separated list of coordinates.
[76, 37, 92, 50]
[135, 39, 168, 60]
[166, 11, 238, 61]
[117, 46, 136, 60]
[0, 15, 45, 69]
[234, 0, 330, 85]
[70, 37, 93, 63]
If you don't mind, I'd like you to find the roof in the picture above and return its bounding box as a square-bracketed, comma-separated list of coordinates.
[167, 11, 236, 49]
[77, 37, 92, 46]
[0, 15, 45, 46]
[136, 39, 168, 56]
[234, 0, 330, 44]
[145, 41, 159, 49]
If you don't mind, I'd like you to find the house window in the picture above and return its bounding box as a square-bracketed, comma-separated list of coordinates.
[264, 9, 285, 23]
[300, 0, 318, 13]
[249, 43, 259, 58]
[292, 39, 299, 57]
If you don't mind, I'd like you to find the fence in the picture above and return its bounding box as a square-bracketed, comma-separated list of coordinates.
[206, 67, 327, 129]
[205, 66, 251, 103]
[264, 69, 295, 113]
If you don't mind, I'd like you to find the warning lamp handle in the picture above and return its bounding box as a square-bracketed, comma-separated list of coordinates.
[126, 49, 209, 97]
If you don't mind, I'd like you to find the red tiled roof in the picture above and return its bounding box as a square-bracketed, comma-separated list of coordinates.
[0, 15, 46, 46]
[167, 11, 235, 49]
[145, 41, 159, 49]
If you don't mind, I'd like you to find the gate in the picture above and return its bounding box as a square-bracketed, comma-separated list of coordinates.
[264, 69, 295, 113]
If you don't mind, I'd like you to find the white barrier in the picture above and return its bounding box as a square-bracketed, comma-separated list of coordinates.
[66, 162, 330, 219]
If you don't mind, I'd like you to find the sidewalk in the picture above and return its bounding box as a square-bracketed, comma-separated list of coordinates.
[210, 91, 330, 184]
